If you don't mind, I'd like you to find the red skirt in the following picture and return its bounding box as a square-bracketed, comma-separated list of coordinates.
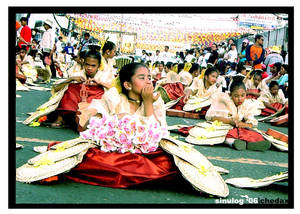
[261, 103, 288, 116]
[57, 83, 105, 112]
[226, 128, 265, 143]
[64, 147, 179, 188]
[163, 82, 185, 100]
[246, 89, 260, 99]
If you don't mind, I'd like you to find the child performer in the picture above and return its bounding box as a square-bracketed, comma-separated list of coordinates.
[63, 62, 177, 187]
[24, 50, 111, 132]
[245, 70, 269, 99]
[259, 81, 288, 116]
[205, 80, 271, 151]
[182, 67, 222, 115]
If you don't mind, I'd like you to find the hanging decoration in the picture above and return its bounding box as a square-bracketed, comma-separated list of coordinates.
[66, 14, 248, 52]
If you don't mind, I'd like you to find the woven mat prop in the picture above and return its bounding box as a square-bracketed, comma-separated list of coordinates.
[225, 171, 288, 189]
[160, 137, 229, 198]
[185, 121, 233, 145]
[16, 138, 95, 183]
[183, 96, 211, 112]
[16, 79, 30, 91]
[23, 84, 69, 125]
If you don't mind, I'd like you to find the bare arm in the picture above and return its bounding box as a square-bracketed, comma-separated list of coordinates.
[211, 116, 253, 128]
[263, 101, 278, 112]
[52, 76, 85, 92]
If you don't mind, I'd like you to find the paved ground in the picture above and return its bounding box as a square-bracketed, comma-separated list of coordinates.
[13, 80, 290, 207]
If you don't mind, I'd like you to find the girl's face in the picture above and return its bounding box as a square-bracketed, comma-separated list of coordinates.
[205, 71, 218, 86]
[231, 88, 246, 106]
[270, 85, 279, 96]
[270, 66, 277, 74]
[253, 75, 262, 86]
[193, 68, 200, 77]
[158, 64, 164, 72]
[129, 67, 152, 95]
[107, 46, 116, 58]
[280, 67, 286, 75]
[19, 50, 26, 58]
[84, 57, 100, 77]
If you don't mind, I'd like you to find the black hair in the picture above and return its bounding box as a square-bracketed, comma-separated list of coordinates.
[165, 62, 173, 69]
[158, 61, 164, 66]
[273, 62, 282, 72]
[20, 17, 28, 23]
[204, 67, 218, 79]
[58, 36, 62, 40]
[84, 49, 101, 65]
[84, 33, 90, 37]
[19, 47, 27, 53]
[241, 43, 248, 53]
[253, 70, 262, 79]
[165, 46, 169, 49]
[179, 52, 185, 60]
[282, 64, 288, 73]
[188, 63, 200, 74]
[188, 49, 194, 55]
[102, 41, 116, 55]
[255, 34, 263, 42]
[230, 80, 246, 93]
[119, 63, 148, 96]
[269, 81, 279, 89]
[178, 63, 184, 72]
[236, 64, 246, 74]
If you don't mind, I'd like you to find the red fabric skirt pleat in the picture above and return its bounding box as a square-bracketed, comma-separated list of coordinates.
[163, 82, 185, 100]
[64, 147, 179, 188]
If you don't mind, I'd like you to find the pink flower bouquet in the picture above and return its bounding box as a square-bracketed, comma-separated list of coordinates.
[80, 114, 168, 154]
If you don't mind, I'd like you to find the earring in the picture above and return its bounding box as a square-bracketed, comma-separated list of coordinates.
[128, 87, 132, 90]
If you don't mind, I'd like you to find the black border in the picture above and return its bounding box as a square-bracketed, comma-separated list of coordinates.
[9, 6, 294, 209]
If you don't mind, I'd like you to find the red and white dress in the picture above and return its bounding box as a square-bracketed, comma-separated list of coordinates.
[205, 92, 265, 143]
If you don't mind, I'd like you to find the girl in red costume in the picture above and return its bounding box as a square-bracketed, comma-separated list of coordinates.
[50, 63, 177, 187]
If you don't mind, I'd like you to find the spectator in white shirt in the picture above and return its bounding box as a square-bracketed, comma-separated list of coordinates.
[55, 36, 63, 54]
[226, 43, 238, 64]
[185, 49, 196, 63]
[159, 46, 172, 64]
[40, 19, 56, 77]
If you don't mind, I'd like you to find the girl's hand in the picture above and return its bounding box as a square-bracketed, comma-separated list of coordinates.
[70, 76, 85, 83]
[183, 91, 191, 103]
[85, 78, 98, 86]
[117, 113, 129, 120]
[141, 84, 160, 104]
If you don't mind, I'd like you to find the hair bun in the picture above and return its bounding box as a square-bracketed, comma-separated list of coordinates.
[232, 75, 245, 82]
